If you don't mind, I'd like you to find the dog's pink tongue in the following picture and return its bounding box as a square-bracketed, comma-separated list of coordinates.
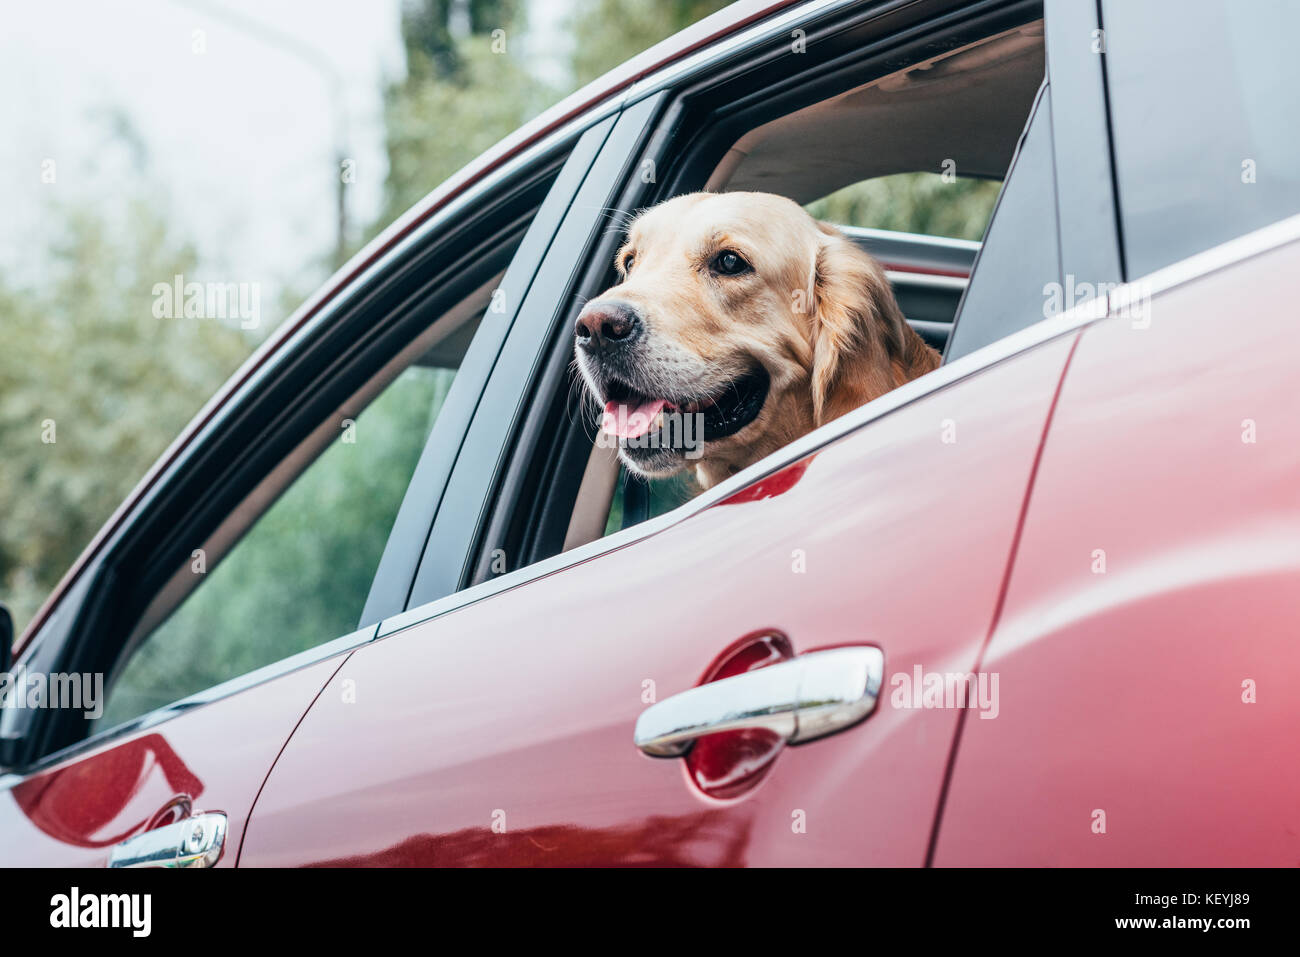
[602, 398, 666, 439]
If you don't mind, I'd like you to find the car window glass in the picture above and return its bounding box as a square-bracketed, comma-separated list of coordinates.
[97, 347, 464, 731]
[1103, 0, 1300, 276]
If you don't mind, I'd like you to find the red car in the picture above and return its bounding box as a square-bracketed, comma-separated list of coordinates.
[3, 0, 1299, 867]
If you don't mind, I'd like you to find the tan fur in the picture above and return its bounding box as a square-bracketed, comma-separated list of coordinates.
[809, 219, 941, 425]
[581, 191, 941, 489]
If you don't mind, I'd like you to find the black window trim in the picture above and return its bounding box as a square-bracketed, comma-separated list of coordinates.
[1043, 0, 1123, 285]
[359, 117, 617, 624]
[408, 93, 670, 607]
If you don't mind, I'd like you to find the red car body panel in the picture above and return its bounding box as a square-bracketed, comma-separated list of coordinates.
[0, 657, 344, 866]
[238, 335, 1075, 867]
[934, 240, 1300, 865]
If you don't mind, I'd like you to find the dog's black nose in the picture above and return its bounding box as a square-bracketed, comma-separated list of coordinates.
[575, 300, 642, 352]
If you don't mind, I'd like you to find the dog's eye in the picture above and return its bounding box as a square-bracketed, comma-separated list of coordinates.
[622, 253, 635, 273]
[710, 250, 751, 276]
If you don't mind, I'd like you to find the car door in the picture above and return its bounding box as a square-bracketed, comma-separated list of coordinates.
[234, 82, 1100, 868]
[241, 332, 1077, 867]
[935, 0, 1300, 865]
[0, 119, 600, 867]
[0, 650, 353, 867]
[936, 223, 1300, 866]
[238, 0, 1120, 868]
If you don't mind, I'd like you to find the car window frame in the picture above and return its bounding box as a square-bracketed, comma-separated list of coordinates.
[942, 80, 1061, 361]
[1043, 0, 1123, 285]
[0, 120, 597, 772]
[406, 97, 665, 607]
[359, 117, 615, 623]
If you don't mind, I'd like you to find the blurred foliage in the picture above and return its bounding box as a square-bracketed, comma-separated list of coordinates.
[376, 0, 730, 232]
[806, 172, 1002, 240]
[376, 0, 551, 233]
[0, 198, 253, 633]
[399, 0, 519, 79]
[570, 0, 731, 85]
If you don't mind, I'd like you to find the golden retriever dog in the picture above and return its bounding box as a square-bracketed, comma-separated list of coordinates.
[574, 191, 941, 489]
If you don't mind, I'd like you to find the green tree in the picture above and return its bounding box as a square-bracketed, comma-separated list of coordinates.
[374, 0, 735, 235]
[375, 0, 551, 231]
[0, 198, 253, 633]
[97, 362, 454, 727]
[569, 0, 732, 85]
[805, 173, 1002, 241]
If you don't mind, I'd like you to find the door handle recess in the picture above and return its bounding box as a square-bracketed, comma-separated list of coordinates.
[635, 646, 884, 757]
[108, 811, 228, 868]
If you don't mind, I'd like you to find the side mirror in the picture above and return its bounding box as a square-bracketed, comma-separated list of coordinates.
[0, 604, 15, 769]
[0, 603, 11, 674]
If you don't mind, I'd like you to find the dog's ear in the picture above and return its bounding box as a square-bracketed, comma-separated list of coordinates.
[808, 223, 933, 425]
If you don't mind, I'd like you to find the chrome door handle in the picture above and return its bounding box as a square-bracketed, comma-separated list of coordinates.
[108, 812, 228, 868]
[635, 646, 884, 757]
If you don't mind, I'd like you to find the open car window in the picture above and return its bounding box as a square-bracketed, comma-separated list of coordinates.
[590, 24, 1043, 536]
[433, 16, 1069, 616]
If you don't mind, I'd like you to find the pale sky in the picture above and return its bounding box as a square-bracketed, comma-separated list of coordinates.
[0, 0, 574, 324]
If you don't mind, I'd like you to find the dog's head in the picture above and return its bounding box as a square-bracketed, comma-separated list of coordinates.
[574, 191, 937, 487]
